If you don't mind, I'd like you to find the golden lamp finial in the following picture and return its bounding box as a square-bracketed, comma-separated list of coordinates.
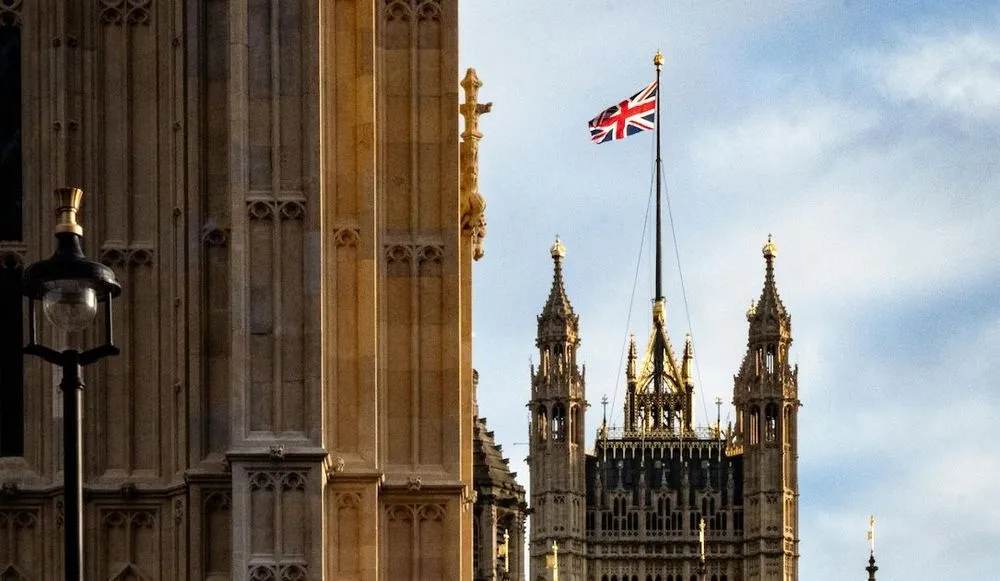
[762, 233, 778, 260]
[550, 235, 566, 259]
[54, 187, 84, 236]
[654, 49, 664, 71]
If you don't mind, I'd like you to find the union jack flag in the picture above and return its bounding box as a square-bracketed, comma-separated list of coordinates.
[588, 81, 658, 144]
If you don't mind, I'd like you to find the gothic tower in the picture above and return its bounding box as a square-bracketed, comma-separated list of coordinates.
[528, 238, 587, 581]
[0, 1, 476, 579]
[733, 236, 800, 581]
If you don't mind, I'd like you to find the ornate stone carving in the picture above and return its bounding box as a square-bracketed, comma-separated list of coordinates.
[202, 226, 230, 248]
[383, 0, 440, 22]
[204, 491, 232, 511]
[336, 492, 361, 510]
[279, 471, 306, 491]
[279, 564, 307, 581]
[248, 565, 277, 581]
[0, 243, 24, 269]
[0, 510, 36, 529]
[247, 470, 307, 492]
[0, 0, 22, 27]
[460, 68, 491, 260]
[247, 199, 306, 222]
[384, 243, 443, 266]
[405, 476, 422, 491]
[385, 244, 413, 265]
[417, 503, 445, 522]
[99, 244, 156, 268]
[416, 244, 443, 264]
[247, 563, 307, 581]
[102, 509, 156, 529]
[278, 200, 306, 221]
[416, 0, 441, 21]
[332, 228, 359, 248]
[385, 503, 414, 523]
[100, 0, 152, 26]
[247, 200, 275, 221]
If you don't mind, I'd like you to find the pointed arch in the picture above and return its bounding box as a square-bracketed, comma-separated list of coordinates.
[551, 403, 566, 441]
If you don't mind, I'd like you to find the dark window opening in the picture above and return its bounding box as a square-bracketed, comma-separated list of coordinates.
[0, 21, 23, 458]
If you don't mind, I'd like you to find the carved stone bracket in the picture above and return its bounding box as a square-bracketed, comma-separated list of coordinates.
[99, 243, 155, 268]
[100, 0, 152, 26]
[384, 0, 441, 22]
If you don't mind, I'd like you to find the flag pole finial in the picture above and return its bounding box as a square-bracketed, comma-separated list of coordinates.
[654, 49, 664, 71]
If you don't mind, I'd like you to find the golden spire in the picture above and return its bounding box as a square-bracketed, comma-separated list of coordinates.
[654, 49, 664, 71]
[762, 233, 778, 260]
[550, 235, 566, 259]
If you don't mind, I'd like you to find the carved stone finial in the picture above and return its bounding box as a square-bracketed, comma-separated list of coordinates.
[460, 68, 491, 260]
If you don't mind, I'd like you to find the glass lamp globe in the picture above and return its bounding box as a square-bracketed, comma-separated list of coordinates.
[41, 279, 98, 332]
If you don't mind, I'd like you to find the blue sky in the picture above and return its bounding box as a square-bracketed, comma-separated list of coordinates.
[460, 2, 1000, 579]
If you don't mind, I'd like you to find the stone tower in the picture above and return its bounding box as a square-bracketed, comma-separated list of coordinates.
[733, 236, 800, 581]
[528, 238, 587, 581]
[0, 1, 477, 579]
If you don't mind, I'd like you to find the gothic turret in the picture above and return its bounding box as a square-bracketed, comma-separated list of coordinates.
[528, 238, 587, 581]
[733, 235, 800, 581]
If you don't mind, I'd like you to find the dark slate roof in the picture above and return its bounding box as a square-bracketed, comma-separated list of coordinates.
[473, 416, 526, 505]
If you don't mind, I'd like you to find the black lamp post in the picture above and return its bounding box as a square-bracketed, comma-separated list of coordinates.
[22, 188, 121, 581]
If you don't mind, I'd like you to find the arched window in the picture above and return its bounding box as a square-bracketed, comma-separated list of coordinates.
[748, 406, 760, 446]
[571, 405, 581, 444]
[552, 404, 566, 441]
[783, 405, 792, 445]
[764, 403, 778, 443]
[537, 405, 548, 443]
[766, 344, 775, 373]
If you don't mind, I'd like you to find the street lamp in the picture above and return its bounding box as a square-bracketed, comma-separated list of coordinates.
[22, 188, 121, 581]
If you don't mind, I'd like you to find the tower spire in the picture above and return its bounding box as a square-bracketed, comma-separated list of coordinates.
[541, 236, 573, 321]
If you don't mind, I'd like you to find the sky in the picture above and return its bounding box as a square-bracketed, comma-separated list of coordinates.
[459, 1, 1000, 580]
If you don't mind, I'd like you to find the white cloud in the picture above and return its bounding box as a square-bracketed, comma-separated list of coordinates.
[690, 101, 877, 181]
[869, 30, 1000, 121]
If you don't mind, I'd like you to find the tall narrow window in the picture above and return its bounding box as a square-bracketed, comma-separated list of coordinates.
[0, 12, 23, 457]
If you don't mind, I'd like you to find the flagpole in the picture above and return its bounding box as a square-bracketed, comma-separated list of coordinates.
[653, 49, 665, 397]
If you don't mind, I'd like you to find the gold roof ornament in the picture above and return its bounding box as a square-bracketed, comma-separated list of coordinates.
[762, 233, 778, 260]
[550, 235, 566, 259]
[653, 49, 664, 71]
